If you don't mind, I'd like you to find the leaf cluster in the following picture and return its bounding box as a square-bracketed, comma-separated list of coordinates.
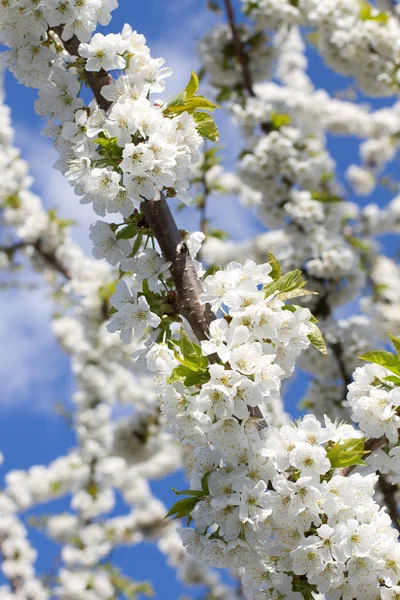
[164, 72, 220, 142]
[168, 327, 211, 387]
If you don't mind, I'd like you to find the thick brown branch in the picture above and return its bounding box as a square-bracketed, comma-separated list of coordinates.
[53, 24, 265, 421]
[142, 191, 214, 341]
[51, 27, 113, 112]
[52, 26, 215, 341]
[223, 0, 255, 97]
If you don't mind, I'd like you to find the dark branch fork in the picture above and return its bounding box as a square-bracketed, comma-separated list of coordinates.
[52, 27, 216, 343]
[53, 27, 269, 424]
[53, 27, 217, 338]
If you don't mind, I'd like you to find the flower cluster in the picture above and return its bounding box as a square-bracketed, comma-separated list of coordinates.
[242, 0, 400, 96]
[1, 0, 118, 87]
[2, 0, 400, 597]
[199, 21, 400, 434]
[177, 411, 400, 600]
[0, 66, 241, 599]
[348, 363, 400, 443]
[0, 0, 205, 274]
[0, 455, 48, 600]
[199, 23, 273, 96]
[152, 258, 316, 440]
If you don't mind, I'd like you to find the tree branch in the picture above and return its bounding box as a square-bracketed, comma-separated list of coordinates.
[51, 28, 269, 426]
[0, 239, 71, 280]
[32, 240, 72, 280]
[222, 0, 256, 97]
[52, 28, 215, 342]
[142, 190, 215, 341]
[51, 27, 113, 112]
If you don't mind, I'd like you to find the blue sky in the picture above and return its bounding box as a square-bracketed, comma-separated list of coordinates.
[0, 0, 399, 597]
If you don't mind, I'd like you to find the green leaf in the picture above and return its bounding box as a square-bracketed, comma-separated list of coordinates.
[99, 281, 117, 302]
[193, 112, 219, 143]
[345, 235, 371, 253]
[95, 136, 113, 148]
[172, 488, 204, 497]
[168, 364, 210, 387]
[167, 91, 187, 109]
[360, 1, 389, 22]
[311, 191, 342, 203]
[167, 327, 210, 386]
[117, 223, 137, 240]
[207, 0, 222, 12]
[270, 112, 292, 130]
[209, 228, 228, 240]
[216, 87, 232, 103]
[185, 71, 199, 100]
[165, 496, 201, 520]
[50, 481, 62, 494]
[201, 471, 211, 495]
[358, 350, 400, 377]
[180, 327, 201, 360]
[268, 252, 281, 281]
[389, 333, 400, 355]
[165, 96, 219, 116]
[308, 323, 327, 356]
[128, 232, 144, 259]
[384, 375, 400, 385]
[278, 288, 318, 301]
[94, 135, 123, 160]
[282, 305, 297, 313]
[264, 269, 306, 298]
[187, 96, 220, 112]
[327, 438, 367, 469]
[4, 193, 21, 209]
[306, 30, 320, 46]
[178, 327, 209, 368]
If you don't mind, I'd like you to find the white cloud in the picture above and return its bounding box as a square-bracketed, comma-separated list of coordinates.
[15, 124, 96, 254]
[0, 285, 72, 412]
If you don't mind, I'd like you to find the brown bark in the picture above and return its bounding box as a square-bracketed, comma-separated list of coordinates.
[51, 26, 215, 342]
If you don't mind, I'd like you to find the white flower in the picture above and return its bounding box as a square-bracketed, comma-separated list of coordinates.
[79, 32, 127, 71]
[121, 248, 170, 290]
[381, 587, 400, 600]
[230, 342, 263, 375]
[289, 442, 331, 479]
[208, 469, 245, 509]
[290, 537, 324, 577]
[82, 168, 121, 216]
[107, 295, 161, 342]
[89, 221, 130, 266]
[120, 143, 154, 176]
[201, 319, 230, 362]
[239, 481, 269, 522]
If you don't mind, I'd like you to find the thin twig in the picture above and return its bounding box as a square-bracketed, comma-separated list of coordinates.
[222, 0, 256, 97]
[0, 239, 71, 280]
